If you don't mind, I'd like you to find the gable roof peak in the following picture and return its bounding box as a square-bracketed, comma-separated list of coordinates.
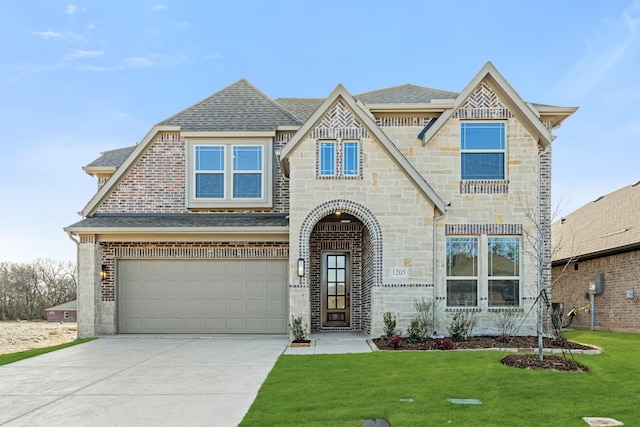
[157, 78, 301, 131]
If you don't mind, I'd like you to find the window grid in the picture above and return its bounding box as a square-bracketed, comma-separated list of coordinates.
[460, 122, 506, 181]
[316, 139, 362, 179]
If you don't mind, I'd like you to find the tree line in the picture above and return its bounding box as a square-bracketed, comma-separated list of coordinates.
[0, 259, 76, 321]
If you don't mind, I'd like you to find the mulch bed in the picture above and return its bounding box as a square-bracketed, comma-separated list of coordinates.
[372, 336, 594, 372]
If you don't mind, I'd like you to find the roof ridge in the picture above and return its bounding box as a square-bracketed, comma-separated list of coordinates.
[239, 79, 303, 125]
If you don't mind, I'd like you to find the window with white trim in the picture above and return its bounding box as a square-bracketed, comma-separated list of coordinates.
[460, 122, 505, 180]
[317, 139, 361, 178]
[488, 237, 520, 307]
[446, 235, 522, 309]
[446, 237, 479, 307]
[187, 139, 272, 208]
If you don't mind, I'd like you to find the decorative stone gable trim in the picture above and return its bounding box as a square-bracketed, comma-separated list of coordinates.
[297, 199, 382, 289]
[445, 223, 523, 235]
[460, 180, 509, 194]
[376, 117, 432, 127]
[309, 100, 370, 139]
[453, 82, 514, 120]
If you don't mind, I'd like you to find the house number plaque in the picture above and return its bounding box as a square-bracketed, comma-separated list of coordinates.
[390, 268, 408, 279]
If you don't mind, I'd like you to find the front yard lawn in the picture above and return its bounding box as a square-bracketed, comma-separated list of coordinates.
[0, 338, 97, 366]
[241, 331, 639, 426]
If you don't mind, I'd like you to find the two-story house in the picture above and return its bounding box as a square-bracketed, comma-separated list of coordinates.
[65, 62, 577, 339]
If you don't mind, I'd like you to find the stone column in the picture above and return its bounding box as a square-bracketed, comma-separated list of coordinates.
[77, 237, 101, 338]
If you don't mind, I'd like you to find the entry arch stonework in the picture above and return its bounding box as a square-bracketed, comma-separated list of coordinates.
[297, 199, 382, 334]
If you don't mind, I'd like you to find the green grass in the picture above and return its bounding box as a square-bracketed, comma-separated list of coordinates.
[0, 338, 97, 366]
[241, 331, 640, 426]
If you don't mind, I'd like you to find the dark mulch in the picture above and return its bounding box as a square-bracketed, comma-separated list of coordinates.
[372, 336, 595, 372]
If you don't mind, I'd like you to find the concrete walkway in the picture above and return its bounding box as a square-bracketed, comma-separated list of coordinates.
[0, 333, 371, 427]
[284, 331, 373, 355]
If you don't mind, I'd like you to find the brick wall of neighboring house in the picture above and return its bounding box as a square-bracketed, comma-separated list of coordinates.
[97, 131, 290, 214]
[552, 249, 640, 332]
[46, 309, 77, 322]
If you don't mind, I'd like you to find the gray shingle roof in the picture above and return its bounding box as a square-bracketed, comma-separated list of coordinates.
[157, 79, 301, 131]
[355, 84, 459, 104]
[85, 146, 136, 168]
[66, 213, 289, 229]
[274, 98, 324, 122]
[552, 182, 640, 263]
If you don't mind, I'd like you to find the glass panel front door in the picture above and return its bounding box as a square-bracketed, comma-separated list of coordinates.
[322, 252, 350, 327]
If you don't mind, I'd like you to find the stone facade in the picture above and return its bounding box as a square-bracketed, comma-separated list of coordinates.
[70, 69, 567, 338]
[552, 250, 640, 332]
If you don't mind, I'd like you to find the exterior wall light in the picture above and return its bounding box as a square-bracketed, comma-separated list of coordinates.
[297, 258, 305, 277]
[101, 264, 107, 282]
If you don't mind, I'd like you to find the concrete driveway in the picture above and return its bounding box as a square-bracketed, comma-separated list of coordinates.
[0, 335, 288, 427]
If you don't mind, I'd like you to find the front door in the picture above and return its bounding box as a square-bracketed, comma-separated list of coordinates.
[322, 252, 350, 327]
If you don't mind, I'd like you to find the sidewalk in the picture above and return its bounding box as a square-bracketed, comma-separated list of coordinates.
[283, 331, 373, 355]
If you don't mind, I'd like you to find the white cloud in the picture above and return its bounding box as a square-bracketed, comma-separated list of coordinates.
[33, 30, 62, 39]
[67, 50, 105, 59]
[123, 57, 153, 68]
[557, 3, 640, 99]
[65, 4, 78, 14]
[152, 3, 167, 11]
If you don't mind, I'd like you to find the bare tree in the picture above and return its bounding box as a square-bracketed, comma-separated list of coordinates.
[0, 260, 76, 320]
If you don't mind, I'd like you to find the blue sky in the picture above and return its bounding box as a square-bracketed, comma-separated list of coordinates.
[1, 1, 639, 263]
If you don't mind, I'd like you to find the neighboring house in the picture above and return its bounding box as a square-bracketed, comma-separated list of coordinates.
[65, 62, 576, 339]
[45, 300, 77, 322]
[552, 182, 640, 332]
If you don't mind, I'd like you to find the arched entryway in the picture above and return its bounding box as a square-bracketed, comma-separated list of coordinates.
[298, 199, 382, 334]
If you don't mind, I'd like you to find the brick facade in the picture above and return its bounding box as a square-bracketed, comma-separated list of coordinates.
[552, 250, 640, 332]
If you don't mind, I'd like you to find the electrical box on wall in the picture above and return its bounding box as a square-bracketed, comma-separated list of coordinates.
[627, 290, 635, 299]
[594, 273, 605, 294]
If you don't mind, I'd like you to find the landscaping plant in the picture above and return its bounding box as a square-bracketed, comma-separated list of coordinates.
[413, 297, 436, 337]
[289, 315, 308, 342]
[447, 311, 478, 342]
[382, 311, 398, 339]
[491, 309, 522, 341]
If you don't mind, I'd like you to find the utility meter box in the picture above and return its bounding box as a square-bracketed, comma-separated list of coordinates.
[589, 273, 605, 294]
[594, 273, 605, 294]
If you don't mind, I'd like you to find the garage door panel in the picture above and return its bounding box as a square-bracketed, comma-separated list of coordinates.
[119, 259, 287, 333]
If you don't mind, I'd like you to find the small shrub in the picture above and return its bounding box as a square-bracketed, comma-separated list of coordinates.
[491, 309, 522, 341]
[435, 337, 453, 350]
[406, 317, 426, 343]
[447, 311, 478, 342]
[382, 311, 398, 339]
[289, 315, 308, 341]
[388, 334, 403, 349]
[413, 297, 436, 337]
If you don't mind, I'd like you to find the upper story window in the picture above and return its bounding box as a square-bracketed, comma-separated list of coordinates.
[317, 139, 362, 179]
[187, 139, 272, 208]
[460, 122, 505, 180]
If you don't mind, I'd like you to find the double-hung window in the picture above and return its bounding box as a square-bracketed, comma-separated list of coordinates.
[318, 139, 361, 178]
[460, 122, 505, 180]
[488, 237, 520, 307]
[187, 139, 272, 208]
[195, 146, 225, 198]
[446, 237, 478, 307]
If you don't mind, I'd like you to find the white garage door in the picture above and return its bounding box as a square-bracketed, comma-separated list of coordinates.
[118, 260, 288, 334]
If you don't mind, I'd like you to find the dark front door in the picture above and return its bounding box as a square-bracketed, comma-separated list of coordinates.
[322, 252, 350, 327]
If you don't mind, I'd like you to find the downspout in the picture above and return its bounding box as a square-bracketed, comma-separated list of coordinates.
[432, 203, 449, 335]
[66, 230, 80, 330]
